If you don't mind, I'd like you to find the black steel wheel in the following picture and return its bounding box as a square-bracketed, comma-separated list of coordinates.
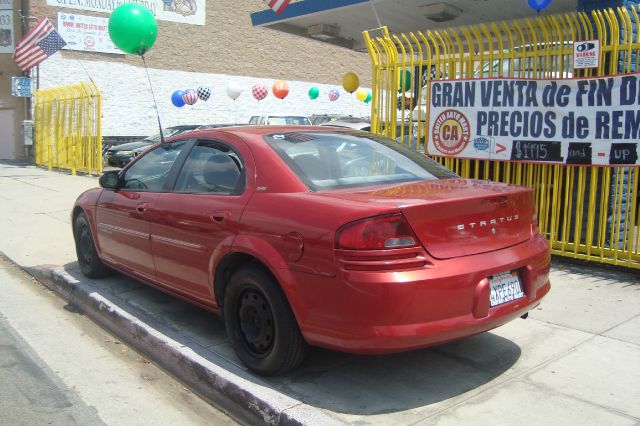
[73, 212, 110, 278]
[224, 265, 307, 375]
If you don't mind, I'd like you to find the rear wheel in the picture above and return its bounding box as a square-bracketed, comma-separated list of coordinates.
[224, 265, 307, 375]
[74, 212, 110, 278]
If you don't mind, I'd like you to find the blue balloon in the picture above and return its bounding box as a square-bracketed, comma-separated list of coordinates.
[528, 0, 552, 11]
[171, 90, 185, 108]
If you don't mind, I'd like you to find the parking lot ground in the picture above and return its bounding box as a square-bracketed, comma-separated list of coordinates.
[1, 161, 639, 425]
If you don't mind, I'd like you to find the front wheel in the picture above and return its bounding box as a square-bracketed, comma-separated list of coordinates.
[224, 265, 307, 375]
[74, 212, 110, 278]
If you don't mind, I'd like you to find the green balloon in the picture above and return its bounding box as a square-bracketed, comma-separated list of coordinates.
[398, 70, 412, 92]
[308, 87, 320, 100]
[109, 3, 158, 55]
[364, 92, 372, 103]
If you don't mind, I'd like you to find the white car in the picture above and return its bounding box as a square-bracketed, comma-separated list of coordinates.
[249, 115, 311, 125]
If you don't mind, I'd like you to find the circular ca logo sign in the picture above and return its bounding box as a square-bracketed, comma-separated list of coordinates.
[432, 109, 471, 155]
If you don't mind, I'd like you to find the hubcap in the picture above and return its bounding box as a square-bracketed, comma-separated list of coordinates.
[238, 288, 275, 356]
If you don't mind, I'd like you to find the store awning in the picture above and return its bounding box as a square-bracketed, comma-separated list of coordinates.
[251, 0, 578, 52]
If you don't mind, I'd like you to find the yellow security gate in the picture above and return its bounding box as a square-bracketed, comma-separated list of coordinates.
[364, 7, 640, 269]
[34, 82, 102, 175]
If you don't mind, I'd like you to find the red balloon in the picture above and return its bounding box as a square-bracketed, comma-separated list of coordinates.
[272, 80, 289, 99]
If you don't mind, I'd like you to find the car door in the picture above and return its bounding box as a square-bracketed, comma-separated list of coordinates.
[96, 140, 190, 281]
[150, 138, 252, 303]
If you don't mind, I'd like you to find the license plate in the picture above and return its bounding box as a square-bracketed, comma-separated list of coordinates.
[489, 271, 524, 307]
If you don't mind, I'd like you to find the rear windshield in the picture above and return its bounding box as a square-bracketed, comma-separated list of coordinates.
[264, 131, 457, 191]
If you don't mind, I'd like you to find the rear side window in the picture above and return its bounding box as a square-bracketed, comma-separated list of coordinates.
[174, 141, 244, 194]
[264, 131, 457, 191]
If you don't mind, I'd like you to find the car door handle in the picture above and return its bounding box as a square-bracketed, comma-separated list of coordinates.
[209, 211, 231, 223]
[136, 202, 149, 213]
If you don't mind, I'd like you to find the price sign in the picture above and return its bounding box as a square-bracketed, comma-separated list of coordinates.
[510, 140, 563, 162]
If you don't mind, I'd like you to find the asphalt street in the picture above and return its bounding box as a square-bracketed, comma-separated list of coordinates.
[0, 298, 105, 425]
[0, 161, 639, 425]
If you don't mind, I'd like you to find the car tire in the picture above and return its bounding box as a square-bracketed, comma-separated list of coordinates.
[224, 264, 308, 375]
[74, 212, 110, 278]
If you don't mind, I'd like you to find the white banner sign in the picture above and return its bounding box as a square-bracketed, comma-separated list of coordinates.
[0, 9, 12, 54]
[427, 74, 640, 166]
[47, 0, 205, 25]
[0, 0, 11, 10]
[58, 12, 122, 54]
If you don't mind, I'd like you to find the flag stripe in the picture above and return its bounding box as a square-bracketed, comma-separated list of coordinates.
[14, 18, 52, 54]
[264, 0, 290, 14]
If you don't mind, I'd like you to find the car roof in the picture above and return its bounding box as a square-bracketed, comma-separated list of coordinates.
[170, 125, 351, 142]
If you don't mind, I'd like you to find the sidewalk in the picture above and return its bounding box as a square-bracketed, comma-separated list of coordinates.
[1, 161, 639, 425]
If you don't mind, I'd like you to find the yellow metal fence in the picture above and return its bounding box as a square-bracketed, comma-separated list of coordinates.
[34, 82, 102, 175]
[364, 7, 640, 269]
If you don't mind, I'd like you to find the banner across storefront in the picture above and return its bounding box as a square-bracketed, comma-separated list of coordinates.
[427, 73, 640, 166]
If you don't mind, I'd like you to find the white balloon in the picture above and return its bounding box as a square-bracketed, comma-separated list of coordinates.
[226, 82, 243, 100]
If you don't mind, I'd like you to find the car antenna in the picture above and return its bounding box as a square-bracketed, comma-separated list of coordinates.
[141, 54, 165, 144]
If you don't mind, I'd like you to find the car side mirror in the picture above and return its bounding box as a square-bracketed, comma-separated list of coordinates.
[99, 170, 121, 190]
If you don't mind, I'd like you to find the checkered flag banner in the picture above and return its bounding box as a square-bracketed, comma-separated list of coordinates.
[252, 83, 268, 101]
[13, 17, 67, 71]
[197, 86, 211, 101]
[264, 0, 291, 15]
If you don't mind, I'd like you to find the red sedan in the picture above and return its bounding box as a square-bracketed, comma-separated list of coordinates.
[72, 126, 550, 375]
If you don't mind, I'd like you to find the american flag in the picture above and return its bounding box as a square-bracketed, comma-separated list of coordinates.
[13, 17, 67, 71]
[264, 0, 291, 15]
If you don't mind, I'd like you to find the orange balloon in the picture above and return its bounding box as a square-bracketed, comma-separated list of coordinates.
[272, 80, 289, 99]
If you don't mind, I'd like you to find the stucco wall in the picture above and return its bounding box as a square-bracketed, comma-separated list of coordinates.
[27, 1, 373, 137]
[39, 55, 371, 136]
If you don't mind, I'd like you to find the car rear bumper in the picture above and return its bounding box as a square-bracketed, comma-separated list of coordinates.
[290, 234, 550, 354]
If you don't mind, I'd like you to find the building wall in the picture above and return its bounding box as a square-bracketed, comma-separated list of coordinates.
[0, 0, 27, 160]
[25, 0, 372, 137]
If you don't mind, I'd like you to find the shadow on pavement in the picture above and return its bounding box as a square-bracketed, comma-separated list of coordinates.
[52, 262, 521, 416]
[552, 256, 640, 288]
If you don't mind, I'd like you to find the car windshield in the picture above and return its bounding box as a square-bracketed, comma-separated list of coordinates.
[264, 131, 457, 190]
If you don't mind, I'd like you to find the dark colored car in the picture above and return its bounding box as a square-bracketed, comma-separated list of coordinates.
[73, 125, 551, 375]
[105, 125, 201, 168]
[105, 140, 153, 168]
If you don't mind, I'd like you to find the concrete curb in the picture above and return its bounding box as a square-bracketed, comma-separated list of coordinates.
[25, 264, 341, 426]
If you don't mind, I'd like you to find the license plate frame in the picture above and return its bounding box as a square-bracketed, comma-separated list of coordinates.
[489, 270, 524, 307]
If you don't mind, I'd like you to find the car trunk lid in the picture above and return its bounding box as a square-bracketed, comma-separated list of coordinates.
[320, 179, 533, 259]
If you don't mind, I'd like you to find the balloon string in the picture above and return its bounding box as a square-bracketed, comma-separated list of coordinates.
[141, 54, 165, 144]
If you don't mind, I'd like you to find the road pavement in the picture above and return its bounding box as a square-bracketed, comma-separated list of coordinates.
[0, 161, 639, 425]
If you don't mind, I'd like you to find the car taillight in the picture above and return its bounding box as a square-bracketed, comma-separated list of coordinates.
[336, 214, 418, 250]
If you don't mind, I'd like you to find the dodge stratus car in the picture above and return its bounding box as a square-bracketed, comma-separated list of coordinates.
[73, 125, 550, 375]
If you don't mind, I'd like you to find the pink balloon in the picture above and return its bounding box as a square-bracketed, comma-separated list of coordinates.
[252, 83, 268, 101]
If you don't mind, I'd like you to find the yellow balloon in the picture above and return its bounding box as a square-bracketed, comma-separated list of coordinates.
[342, 72, 359, 93]
[356, 88, 367, 101]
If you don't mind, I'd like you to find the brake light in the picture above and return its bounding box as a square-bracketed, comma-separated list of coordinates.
[336, 214, 418, 250]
